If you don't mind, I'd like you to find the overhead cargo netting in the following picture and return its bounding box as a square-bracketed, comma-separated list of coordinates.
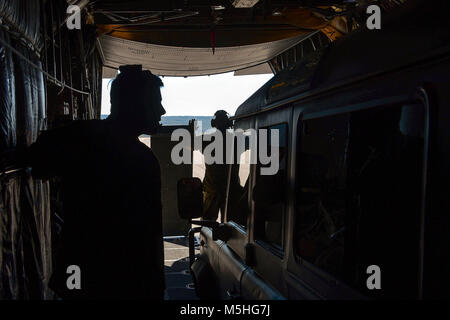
[97, 32, 317, 77]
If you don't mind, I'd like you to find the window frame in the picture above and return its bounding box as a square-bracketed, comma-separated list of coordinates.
[252, 122, 289, 258]
[224, 135, 252, 231]
[223, 117, 255, 262]
[289, 93, 431, 298]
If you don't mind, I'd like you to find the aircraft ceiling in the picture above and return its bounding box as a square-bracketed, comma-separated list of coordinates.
[80, 0, 405, 76]
[97, 32, 317, 76]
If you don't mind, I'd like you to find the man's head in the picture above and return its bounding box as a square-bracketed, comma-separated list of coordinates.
[211, 110, 232, 132]
[110, 65, 166, 135]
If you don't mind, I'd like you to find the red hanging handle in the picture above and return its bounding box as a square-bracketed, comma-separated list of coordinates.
[210, 29, 216, 55]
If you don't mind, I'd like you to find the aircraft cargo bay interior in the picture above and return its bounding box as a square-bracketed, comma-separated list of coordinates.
[0, 0, 450, 307]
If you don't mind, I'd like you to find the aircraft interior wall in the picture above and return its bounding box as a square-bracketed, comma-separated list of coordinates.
[0, 0, 102, 299]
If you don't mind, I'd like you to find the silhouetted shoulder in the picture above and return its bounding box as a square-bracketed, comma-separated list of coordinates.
[135, 139, 161, 174]
[29, 120, 104, 179]
[44, 119, 103, 137]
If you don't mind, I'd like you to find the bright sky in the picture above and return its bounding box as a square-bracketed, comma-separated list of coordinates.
[101, 72, 273, 116]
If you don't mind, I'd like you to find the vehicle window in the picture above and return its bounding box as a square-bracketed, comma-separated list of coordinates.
[294, 103, 425, 298]
[226, 135, 251, 229]
[253, 123, 288, 252]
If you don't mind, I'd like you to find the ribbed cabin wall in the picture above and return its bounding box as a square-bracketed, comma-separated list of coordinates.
[0, 0, 102, 299]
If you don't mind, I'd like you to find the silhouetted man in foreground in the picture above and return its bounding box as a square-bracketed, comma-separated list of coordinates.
[28, 65, 166, 299]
